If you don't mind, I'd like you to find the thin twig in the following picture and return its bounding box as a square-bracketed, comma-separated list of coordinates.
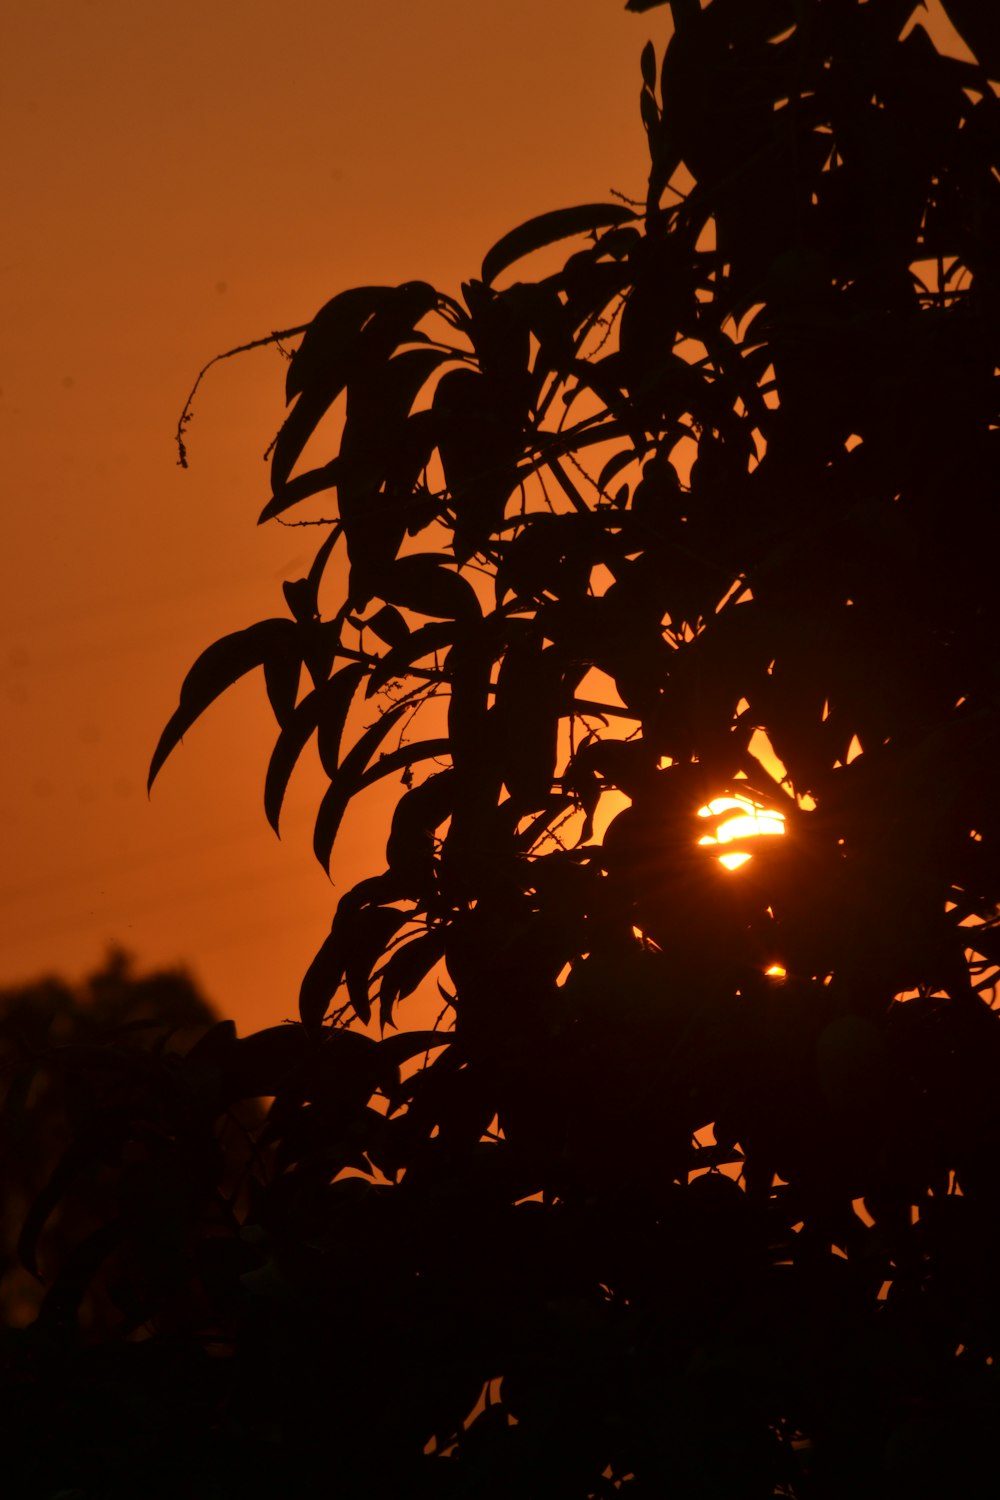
[175, 324, 309, 468]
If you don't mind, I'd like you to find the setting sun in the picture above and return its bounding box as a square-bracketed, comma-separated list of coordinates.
[697, 796, 786, 870]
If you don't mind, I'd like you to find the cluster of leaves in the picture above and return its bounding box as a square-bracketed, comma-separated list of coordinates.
[8, 1, 1000, 1494]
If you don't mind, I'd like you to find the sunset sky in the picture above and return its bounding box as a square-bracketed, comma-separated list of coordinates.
[1, 0, 970, 1034]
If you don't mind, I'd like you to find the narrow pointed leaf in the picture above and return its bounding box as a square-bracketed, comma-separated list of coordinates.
[313, 702, 410, 871]
[358, 738, 451, 792]
[273, 283, 439, 493]
[264, 668, 361, 835]
[258, 459, 340, 524]
[481, 203, 638, 287]
[378, 929, 448, 1028]
[149, 619, 297, 791]
[315, 661, 368, 779]
[368, 619, 456, 695]
[346, 907, 414, 1026]
[285, 286, 391, 403]
[263, 639, 302, 729]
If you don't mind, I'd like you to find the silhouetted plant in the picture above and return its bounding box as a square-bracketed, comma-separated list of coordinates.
[8, 2, 1000, 1494]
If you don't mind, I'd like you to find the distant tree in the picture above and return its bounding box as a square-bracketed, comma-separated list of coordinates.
[8, 1, 1000, 1495]
[0, 951, 219, 1326]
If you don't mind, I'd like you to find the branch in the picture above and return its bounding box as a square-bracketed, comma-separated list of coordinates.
[175, 324, 309, 468]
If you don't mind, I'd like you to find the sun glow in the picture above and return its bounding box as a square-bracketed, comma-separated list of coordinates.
[696, 795, 786, 870]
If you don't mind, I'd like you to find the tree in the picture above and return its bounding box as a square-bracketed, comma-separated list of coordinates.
[0, 951, 220, 1329]
[7, 1, 1000, 1494]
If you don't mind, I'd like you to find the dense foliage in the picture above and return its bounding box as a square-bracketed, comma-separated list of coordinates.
[7, 1, 1000, 1494]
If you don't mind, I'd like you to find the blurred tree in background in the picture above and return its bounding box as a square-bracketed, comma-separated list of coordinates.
[0, 951, 218, 1328]
[7, 1, 1000, 1494]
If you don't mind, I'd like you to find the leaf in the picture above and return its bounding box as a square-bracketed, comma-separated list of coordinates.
[194, 1026, 308, 1110]
[293, 525, 343, 635]
[380, 555, 483, 621]
[433, 366, 521, 560]
[481, 203, 639, 287]
[493, 643, 571, 807]
[315, 662, 367, 779]
[640, 40, 657, 91]
[375, 1028, 453, 1080]
[495, 512, 596, 605]
[597, 446, 641, 496]
[313, 702, 410, 872]
[361, 604, 410, 650]
[263, 638, 301, 729]
[357, 738, 451, 792]
[385, 769, 455, 883]
[272, 281, 439, 494]
[271, 289, 391, 494]
[461, 280, 533, 402]
[377, 930, 448, 1029]
[346, 907, 414, 1026]
[258, 459, 340, 524]
[149, 619, 298, 791]
[285, 286, 391, 404]
[367, 619, 457, 696]
[184, 1017, 238, 1062]
[264, 663, 365, 834]
[299, 902, 416, 1030]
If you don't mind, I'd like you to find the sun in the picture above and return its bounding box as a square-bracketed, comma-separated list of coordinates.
[696, 794, 786, 871]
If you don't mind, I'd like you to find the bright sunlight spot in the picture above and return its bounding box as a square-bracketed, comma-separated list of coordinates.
[697, 795, 786, 870]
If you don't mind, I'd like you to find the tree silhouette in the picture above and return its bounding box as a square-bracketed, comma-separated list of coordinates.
[0, 951, 221, 1330]
[7, 1, 1000, 1494]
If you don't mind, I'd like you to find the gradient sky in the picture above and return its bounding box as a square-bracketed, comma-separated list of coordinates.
[1, 0, 657, 1031]
[1, 1, 971, 1033]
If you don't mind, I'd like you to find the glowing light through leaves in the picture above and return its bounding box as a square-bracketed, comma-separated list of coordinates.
[696, 795, 786, 871]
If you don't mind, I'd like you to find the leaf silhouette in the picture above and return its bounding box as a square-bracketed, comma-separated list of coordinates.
[356, 738, 451, 794]
[358, 604, 410, 650]
[345, 907, 414, 1026]
[385, 769, 455, 886]
[640, 40, 657, 91]
[377, 929, 448, 1029]
[380, 555, 482, 621]
[481, 203, 638, 287]
[258, 459, 340, 524]
[367, 619, 457, 696]
[299, 904, 410, 1029]
[272, 281, 438, 493]
[315, 662, 368, 779]
[148, 619, 298, 791]
[312, 702, 410, 871]
[264, 662, 365, 833]
[263, 635, 302, 729]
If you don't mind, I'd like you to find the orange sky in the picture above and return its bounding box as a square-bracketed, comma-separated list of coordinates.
[1, 1, 972, 1034]
[0, 0, 654, 1032]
